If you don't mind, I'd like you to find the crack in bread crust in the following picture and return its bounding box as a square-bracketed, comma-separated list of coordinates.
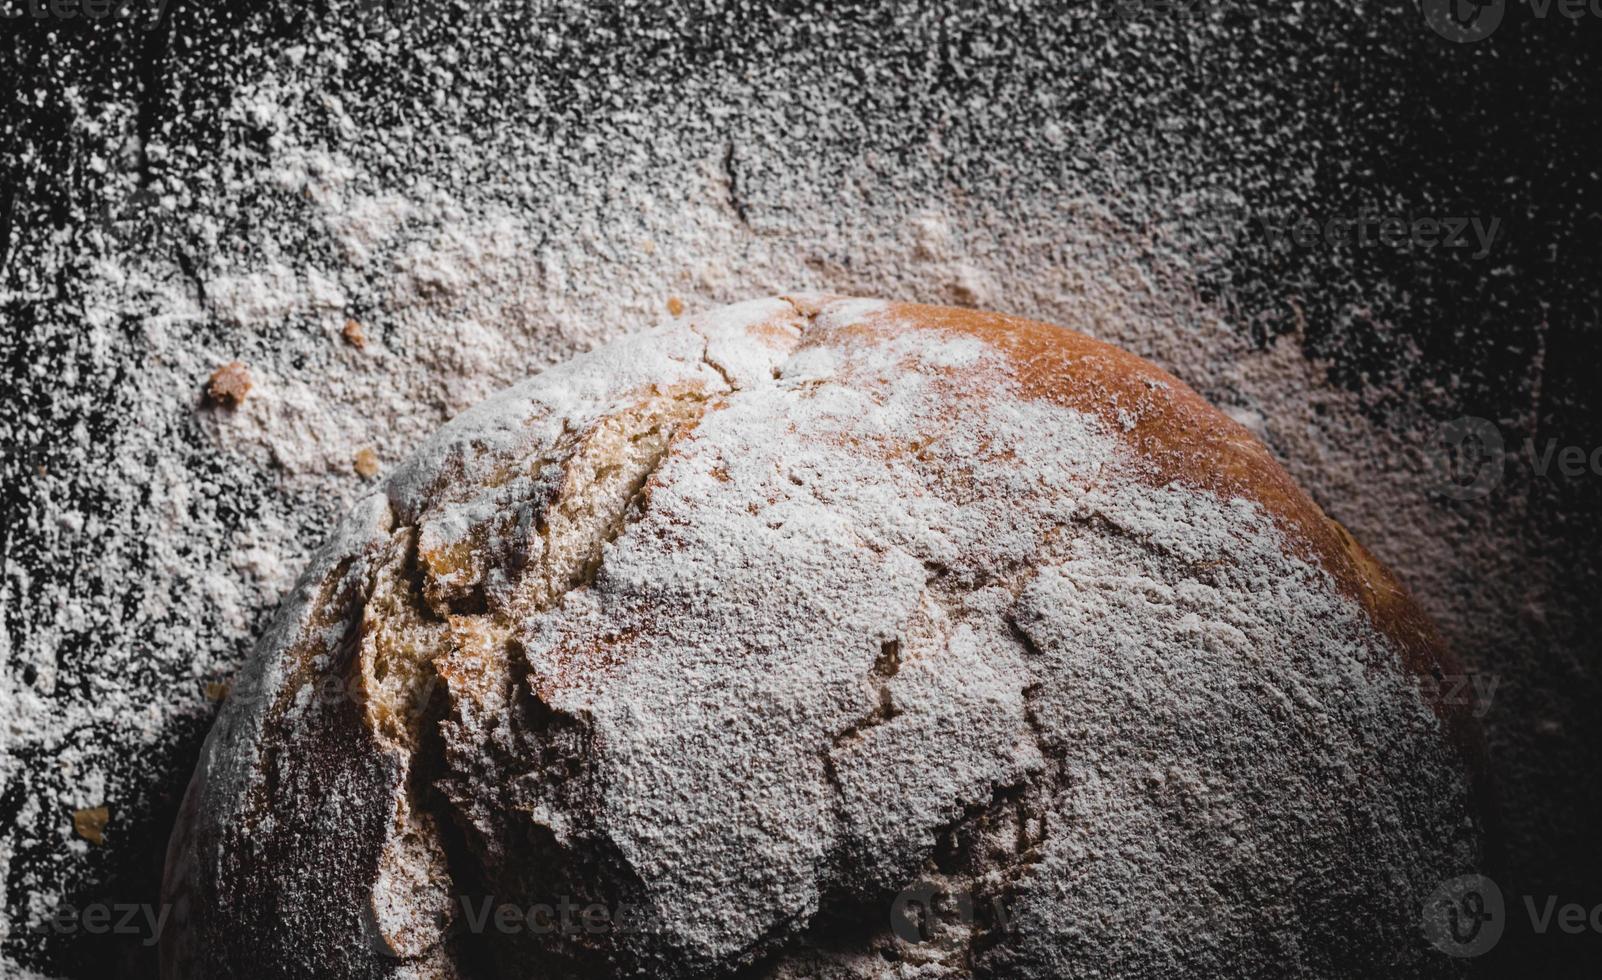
[357, 390, 724, 967]
[163, 297, 1485, 980]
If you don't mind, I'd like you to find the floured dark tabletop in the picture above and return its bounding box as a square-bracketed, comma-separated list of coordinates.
[2, 1, 1600, 976]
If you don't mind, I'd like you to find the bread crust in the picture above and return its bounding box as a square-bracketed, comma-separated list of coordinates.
[855, 302, 1476, 731]
[163, 296, 1486, 980]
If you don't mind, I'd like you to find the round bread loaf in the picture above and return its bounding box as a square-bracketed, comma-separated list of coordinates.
[162, 296, 1487, 979]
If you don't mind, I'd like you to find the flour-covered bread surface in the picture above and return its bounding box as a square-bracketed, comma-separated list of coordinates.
[162, 296, 1486, 979]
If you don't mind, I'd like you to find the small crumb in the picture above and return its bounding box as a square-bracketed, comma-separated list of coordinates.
[354, 447, 381, 479]
[72, 806, 109, 845]
[666, 296, 685, 316]
[206, 362, 252, 408]
[342, 318, 367, 350]
[641, 239, 656, 255]
[204, 680, 232, 702]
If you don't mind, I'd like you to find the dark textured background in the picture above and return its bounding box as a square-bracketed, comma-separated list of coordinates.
[3, 0, 1600, 976]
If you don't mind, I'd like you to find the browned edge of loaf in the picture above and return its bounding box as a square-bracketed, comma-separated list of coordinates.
[798, 297, 1489, 797]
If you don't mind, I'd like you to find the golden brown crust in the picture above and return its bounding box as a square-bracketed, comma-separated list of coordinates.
[843, 301, 1479, 756]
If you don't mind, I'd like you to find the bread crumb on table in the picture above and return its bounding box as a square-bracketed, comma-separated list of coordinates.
[72, 806, 109, 845]
[666, 295, 684, 316]
[342, 318, 367, 349]
[205, 362, 252, 408]
[354, 447, 381, 479]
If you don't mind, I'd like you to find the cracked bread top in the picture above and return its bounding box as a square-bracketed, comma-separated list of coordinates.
[162, 296, 1484, 980]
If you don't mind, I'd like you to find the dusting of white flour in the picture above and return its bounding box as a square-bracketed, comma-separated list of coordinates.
[0, 3, 1578, 976]
[164, 297, 1476, 978]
